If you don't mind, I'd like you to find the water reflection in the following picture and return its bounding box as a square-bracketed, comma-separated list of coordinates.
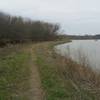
[55, 40, 100, 71]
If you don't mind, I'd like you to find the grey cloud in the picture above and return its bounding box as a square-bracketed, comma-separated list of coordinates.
[0, 0, 100, 35]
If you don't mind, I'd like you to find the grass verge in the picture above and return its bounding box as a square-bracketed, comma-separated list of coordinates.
[0, 44, 31, 100]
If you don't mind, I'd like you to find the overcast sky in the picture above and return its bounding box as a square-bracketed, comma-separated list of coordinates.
[0, 0, 100, 35]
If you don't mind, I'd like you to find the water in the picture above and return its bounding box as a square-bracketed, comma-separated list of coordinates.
[55, 40, 100, 71]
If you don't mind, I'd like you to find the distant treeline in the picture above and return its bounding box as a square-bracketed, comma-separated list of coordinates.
[60, 34, 100, 40]
[0, 12, 60, 46]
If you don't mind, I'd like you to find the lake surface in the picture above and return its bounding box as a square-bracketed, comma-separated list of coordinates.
[55, 40, 100, 71]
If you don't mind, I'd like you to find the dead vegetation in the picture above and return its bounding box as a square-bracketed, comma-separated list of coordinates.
[55, 51, 100, 98]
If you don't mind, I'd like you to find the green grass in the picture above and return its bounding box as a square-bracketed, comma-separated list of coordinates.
[0, 45, 31, 100]
[34, 43, 76, 100]
[36, 55, 69, 100]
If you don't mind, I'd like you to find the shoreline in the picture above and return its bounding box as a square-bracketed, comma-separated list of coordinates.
[34, 40, 100, 99]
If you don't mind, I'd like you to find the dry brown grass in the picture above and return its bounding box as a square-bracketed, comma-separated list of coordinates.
[55, 52, 100, 94]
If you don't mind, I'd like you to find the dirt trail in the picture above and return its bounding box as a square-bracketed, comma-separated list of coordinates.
[29, 46, 44, 100]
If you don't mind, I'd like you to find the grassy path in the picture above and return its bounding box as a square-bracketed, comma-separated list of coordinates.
[29, 46, 44, 100]
[33, 42, 72, 100]
[0, 44, 44, 100]
[0, 41, 100, 100]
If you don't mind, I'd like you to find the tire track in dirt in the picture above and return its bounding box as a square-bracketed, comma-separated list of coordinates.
[29, 46, 44, 100]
